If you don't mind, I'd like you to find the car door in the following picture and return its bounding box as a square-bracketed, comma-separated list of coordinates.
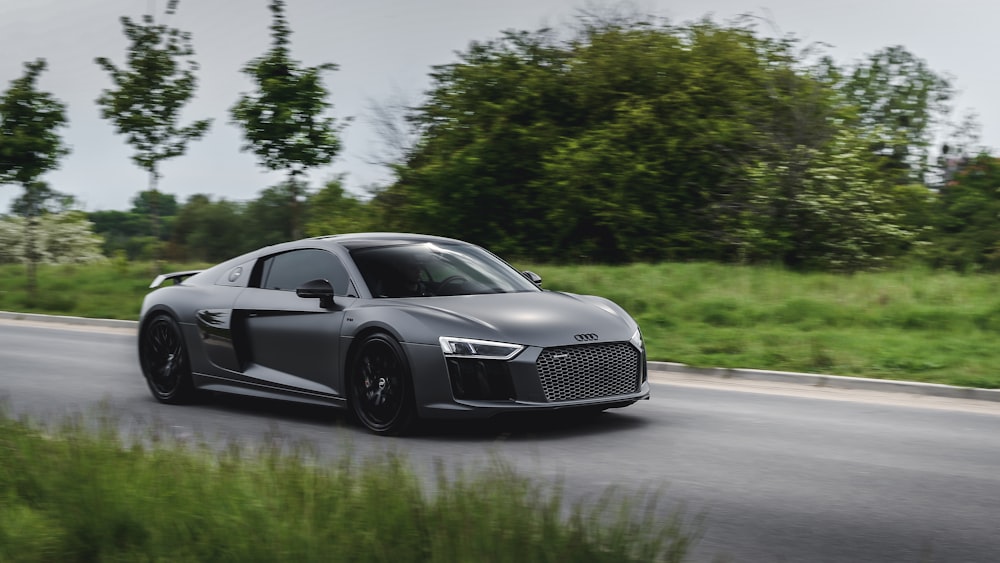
[233, 248, 356, 398]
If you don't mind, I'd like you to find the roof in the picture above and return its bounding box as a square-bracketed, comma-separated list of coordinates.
[313, 232, 466, 250]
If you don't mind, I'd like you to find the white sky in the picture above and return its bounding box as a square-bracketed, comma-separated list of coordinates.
[0, 0, 996, 212]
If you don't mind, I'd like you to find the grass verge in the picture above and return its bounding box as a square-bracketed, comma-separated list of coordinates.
[2, 260, 1000, 387]
[534, 262, 1000, 388]
[0, 409, 696, 562]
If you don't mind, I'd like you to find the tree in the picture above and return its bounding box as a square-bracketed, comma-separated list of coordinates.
[230, 0, 342, 240]
[387, 28, 575, 257]
[0, 211, 105, 266]
[540, 21, 844, 262]
[387, 19, 864, 264]
[95, 0, 212, 244]
[0, 59, 70, 294]
[742, 129, 915, 271]
[130, 189, 179, 218]
[88, 190, 180, 260]
[930, 155, 1000, 271]
[243, 181, 300, 248]
[304, 177, 375, 236]
[170, 194, 248, 262]
[379, 17, 934, 269]
[89, 209, 153, 259]
[12, 181, 64, 290]
[839, 46, 953, 184]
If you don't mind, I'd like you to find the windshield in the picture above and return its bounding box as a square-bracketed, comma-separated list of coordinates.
[350, 242, 540, 298]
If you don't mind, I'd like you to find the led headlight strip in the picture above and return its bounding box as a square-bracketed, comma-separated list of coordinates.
[439, 337, 524, 360]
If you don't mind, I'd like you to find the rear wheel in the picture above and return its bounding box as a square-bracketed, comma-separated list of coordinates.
[139, 314, 195, 403]
[349, 333, 416, 435]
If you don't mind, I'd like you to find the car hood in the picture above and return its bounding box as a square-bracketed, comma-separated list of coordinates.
[378, 291, 637, 348]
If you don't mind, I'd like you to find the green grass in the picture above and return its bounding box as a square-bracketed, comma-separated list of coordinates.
[3, 260, 1000, 387]
[530, 262, 1000, 388]
[0, 409, 695, 562]
[0, 260, 208, 320]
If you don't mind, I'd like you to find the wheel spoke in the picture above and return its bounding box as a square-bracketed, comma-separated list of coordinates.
[352, 337, 411, 433]
[144, 319, 183, 392]
[139, 315, 194, 404]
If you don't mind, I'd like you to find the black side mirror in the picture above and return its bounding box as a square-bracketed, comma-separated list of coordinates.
[296, 278, 336, 308]
[522, 270, 542, 286]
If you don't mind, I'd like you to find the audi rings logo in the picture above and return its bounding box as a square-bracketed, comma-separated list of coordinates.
[574, 333, 599, 342]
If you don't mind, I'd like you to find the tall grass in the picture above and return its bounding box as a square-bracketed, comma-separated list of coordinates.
[0, 260, 207, 320]
[0, 410, 695, 562]
[533, 262, 1000, 388]
[2, 261, 1000, 387]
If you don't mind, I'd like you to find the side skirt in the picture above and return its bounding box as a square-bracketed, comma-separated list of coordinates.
[192, 372, 347, 409]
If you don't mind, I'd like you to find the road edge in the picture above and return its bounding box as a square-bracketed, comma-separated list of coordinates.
[0, 310, 138, 330]
[4, 310, 999, 403]
[648, 362, 1000, 403]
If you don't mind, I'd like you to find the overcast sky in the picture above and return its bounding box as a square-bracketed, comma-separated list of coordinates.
[0, 0, 996, 212]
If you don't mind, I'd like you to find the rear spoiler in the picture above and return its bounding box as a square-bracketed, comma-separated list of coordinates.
[149, 270, 204, 289]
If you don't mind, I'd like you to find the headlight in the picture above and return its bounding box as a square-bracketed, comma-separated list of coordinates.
[629, 328, 644, 351]
[439, 337, 524, 360]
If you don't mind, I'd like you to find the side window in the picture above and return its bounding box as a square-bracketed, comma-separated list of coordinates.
[258, 249, 351, 296]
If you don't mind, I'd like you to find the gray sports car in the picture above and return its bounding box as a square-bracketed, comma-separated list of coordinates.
[138, 233, 649, 435]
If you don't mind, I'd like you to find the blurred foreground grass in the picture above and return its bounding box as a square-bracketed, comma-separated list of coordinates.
[0, 409, 695, 562]
[2, 261, 1000, 387]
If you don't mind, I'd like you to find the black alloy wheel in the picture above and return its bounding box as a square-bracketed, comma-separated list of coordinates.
[349, 333, 416, 435]
[139, 314, 195, 403]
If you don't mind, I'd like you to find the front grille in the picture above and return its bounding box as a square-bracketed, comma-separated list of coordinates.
[536, 342, 640, 402]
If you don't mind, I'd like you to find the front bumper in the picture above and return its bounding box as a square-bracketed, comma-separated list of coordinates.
[404, 341, 650, 420]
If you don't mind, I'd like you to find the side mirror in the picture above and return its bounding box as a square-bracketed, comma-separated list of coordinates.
[296, 278, 336, 308]
[522, 270, 542, 286]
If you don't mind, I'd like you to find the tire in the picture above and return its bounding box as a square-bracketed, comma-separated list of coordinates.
[139, 314, 196, 404]
[349, 333, 416, 435]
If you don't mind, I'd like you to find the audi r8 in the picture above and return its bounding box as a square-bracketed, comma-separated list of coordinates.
[138, 233, 649, 435]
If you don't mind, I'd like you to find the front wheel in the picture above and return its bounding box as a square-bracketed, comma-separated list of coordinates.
[349, 333, 416, 435]
[139, 314, 196, 404]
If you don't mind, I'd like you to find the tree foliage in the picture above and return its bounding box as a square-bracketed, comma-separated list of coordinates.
[230, 0, 342, 239]
[839, 46, 953, 183]
[929, 155, 1000, 271]
[304, 177, 375, 237]
[169, 194, 248, 262]
[0, 212, 105, 265]
[380, 17, 926, 267]
[88, 191, 179, 260]
[94, 0, 212, 191]
[0, 59, 71, 292]
[26, 9, 970, 272]
[243, 181, 301, 248]
[94, 0, 210, 259]
[742, 130, 913, 271]
[0, 60, 69, 186]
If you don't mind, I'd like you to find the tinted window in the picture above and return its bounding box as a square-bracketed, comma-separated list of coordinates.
[350, 242, 539, 298]
[260, 249, 351, 295]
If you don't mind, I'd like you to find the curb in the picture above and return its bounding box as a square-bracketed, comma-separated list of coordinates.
[3, 311, 998, 403]
[648, 361, 1000, 403]
[0, 311, 138, 330]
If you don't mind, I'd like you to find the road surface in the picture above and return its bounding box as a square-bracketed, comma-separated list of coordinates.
[2, 319, 999, 562]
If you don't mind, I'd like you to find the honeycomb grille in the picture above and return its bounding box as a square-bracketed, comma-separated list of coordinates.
[536, 342, 640, 402]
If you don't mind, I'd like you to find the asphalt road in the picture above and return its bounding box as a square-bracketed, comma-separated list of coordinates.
[2, 319, 1000, 562]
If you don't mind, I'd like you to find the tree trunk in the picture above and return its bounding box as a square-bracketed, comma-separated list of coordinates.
[25, 208, 39, 300]
[149, 170, 163, 264]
